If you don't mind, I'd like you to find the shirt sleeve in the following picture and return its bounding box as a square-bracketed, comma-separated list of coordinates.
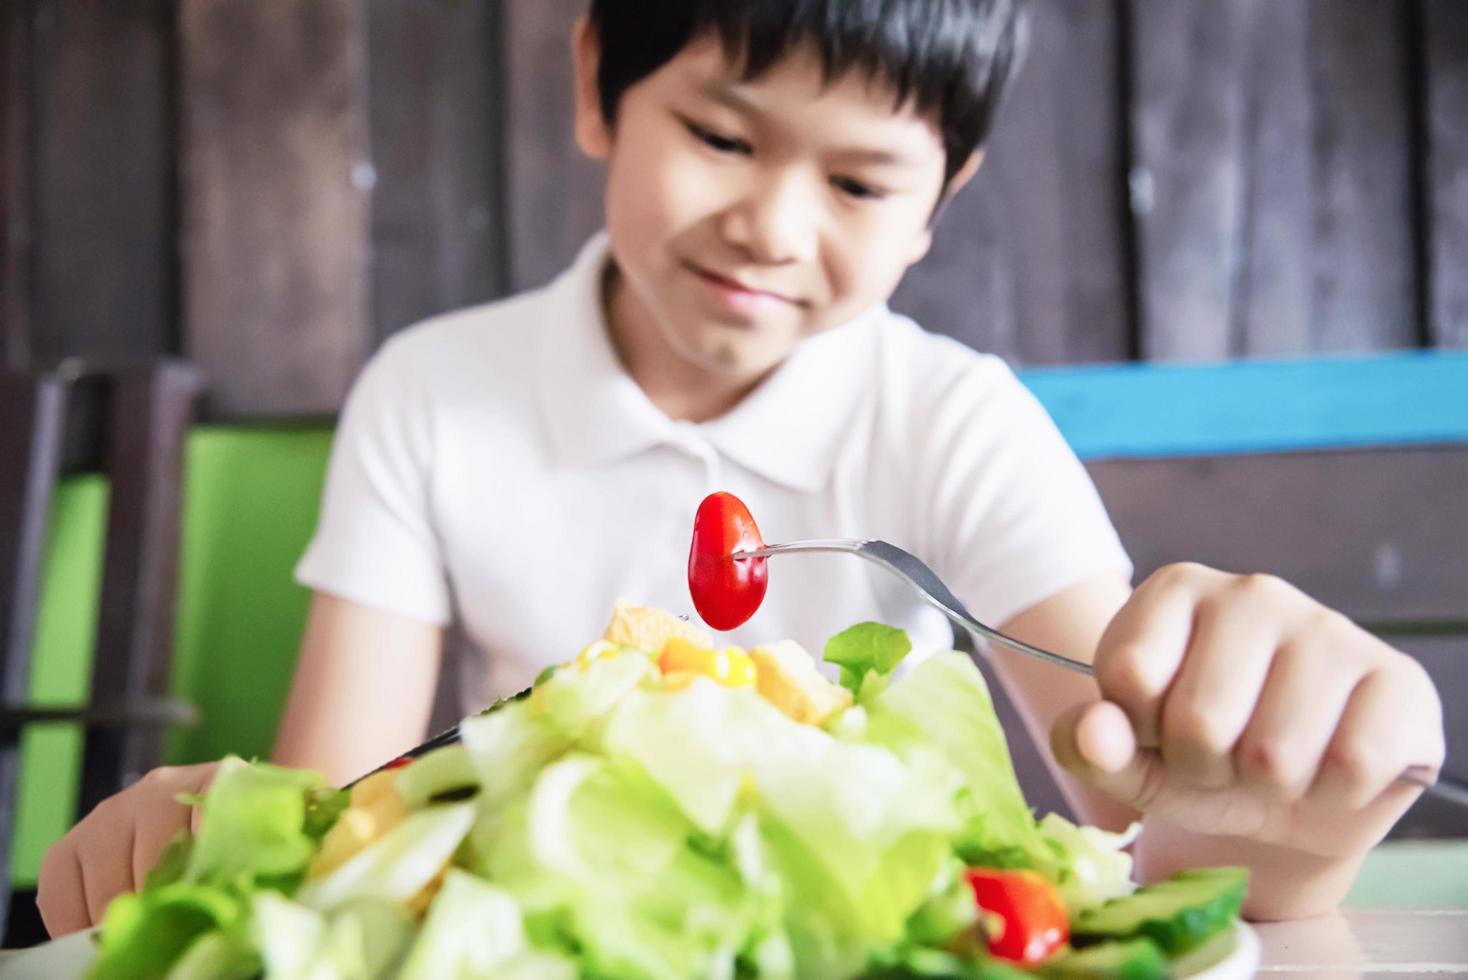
[294, 335, 452, 625]
[917, 356, 1133, 629]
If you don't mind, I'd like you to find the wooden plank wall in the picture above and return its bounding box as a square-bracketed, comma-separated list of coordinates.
[2, 0, 1466, 412]
[178, 0, 371, 416]
[23, 0, 175, 367]
[891, 0, 1132, 364]
[1, 0, 32, 368]
[366, 0, 506, 346]
[1426, 0, 1468, 349]
[1129, 0, 1419, 358]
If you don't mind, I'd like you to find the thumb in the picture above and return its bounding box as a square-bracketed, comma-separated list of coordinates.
[1050, 700, 1166, 811]
[186, 761, 222, 835]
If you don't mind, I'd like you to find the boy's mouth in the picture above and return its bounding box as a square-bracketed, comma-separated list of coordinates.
[686, 262, 799, 311]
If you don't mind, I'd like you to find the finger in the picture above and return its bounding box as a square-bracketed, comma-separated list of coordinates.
[1094, 566, 1202, 747]
[1053, 701, 1289, 839]
[1236, 639, 1361, 801]
[37, 843, 91, 938]
[77, 803, 136, 926]
[135, 764, 218, 885]
[132, 800, 193, 891]
[1051, 701, 1165, 808]
[1310, 670, 1416, 811]
[181, 762, 219, 834]
[1158, 601, 1279, 790]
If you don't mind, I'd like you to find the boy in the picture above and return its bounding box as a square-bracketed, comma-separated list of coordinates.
[40, 0, 1442, 936]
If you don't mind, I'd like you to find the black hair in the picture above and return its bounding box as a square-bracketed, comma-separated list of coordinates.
[587, 0, 1030, 186]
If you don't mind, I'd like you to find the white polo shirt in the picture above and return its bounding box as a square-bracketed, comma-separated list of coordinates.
[296, 234, 1131, 712]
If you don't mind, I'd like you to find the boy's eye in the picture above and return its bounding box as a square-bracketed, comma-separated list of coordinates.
[832, 176, 885, 201]
[683, 119, 751, 155]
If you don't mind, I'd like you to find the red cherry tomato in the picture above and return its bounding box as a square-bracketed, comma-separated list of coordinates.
[688, 492, 768, 631]
[963, 868, 1070, 964]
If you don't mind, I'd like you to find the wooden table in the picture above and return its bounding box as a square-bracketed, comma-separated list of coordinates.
[1254, 909, 1468, 977]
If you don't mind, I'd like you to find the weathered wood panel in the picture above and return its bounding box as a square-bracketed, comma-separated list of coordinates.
[1089, 446, 1468, 627]
[503, 1, 604, 292]
[892, 0, 1132, 364]
[1425, 0, 1468, 349]
[1391, 634, 1468, 839]
[29, 0, 174, 365]
[367, 0, 506, 343]
[179, 0, 371, 417]
[1, 0, 32, 370]
[1129, 0, 1417, 360]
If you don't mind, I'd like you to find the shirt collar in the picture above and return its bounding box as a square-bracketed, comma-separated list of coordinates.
[534, 232, 881, 492]
[698, 312, 879, 492]
[533, 234, 677, 467]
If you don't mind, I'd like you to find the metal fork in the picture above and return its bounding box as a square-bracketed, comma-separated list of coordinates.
[742, 538, 1468, 808]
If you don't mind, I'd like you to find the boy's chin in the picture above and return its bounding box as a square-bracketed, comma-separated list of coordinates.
[690, 336, 798, 386]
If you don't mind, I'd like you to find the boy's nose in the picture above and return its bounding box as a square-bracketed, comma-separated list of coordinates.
[722, 176, 819, 266]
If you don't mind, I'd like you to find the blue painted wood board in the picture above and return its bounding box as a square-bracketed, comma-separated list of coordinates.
[1020, 352, 1468, 459]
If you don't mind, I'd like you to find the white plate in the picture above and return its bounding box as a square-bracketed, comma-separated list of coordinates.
[0, 921, 1260, 979]
[1175, 919, 1262, 980]
[0, 928, 98, 980]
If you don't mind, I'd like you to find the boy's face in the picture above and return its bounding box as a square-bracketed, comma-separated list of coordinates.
[574, 26, 976, 394]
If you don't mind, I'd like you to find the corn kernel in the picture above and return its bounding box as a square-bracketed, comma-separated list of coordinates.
[659, 636, 718, 676]
[659, 637, 757, 688]
[718, 647, 758, 688]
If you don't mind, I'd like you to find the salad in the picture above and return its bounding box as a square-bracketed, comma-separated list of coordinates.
[83, 602, 1248, 979]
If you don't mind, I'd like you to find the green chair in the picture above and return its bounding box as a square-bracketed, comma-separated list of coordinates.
[8, 425, 334, 893]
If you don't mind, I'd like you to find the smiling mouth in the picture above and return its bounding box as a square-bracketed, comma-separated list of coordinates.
[686, 263, 798, 306]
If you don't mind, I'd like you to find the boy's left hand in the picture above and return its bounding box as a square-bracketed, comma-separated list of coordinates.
[1051, 562, 1445, 861]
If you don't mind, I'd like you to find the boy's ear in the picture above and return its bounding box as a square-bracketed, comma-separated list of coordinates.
[571, 16, 612, 160]
[948, 151, 984, 197]
[923, 150, 984, 237]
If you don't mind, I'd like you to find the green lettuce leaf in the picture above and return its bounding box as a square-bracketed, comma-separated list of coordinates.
[866, 651, 1053, 874]
[87, 882, 249, 979]
[824, 623, 912, 696]
[395, 744, 479, 808]
[1036, 812, 1137, 913]
[184, 757, 325, 886]
[396, 870, 531, 978]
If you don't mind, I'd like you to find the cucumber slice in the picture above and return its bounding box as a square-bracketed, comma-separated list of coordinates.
[1071, 867, 1247, 955]
[1040, 938, 1170, 979]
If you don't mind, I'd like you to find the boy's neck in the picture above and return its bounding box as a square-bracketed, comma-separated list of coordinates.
[601, 264, 766, 424]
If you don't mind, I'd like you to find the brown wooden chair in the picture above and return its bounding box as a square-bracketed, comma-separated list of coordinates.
[0, 361, 202, 943]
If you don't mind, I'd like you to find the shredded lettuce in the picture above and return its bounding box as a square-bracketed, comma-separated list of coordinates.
[296, 803, 475, 912]
[252, 893, 413, 979]
[87, 620, 1144, 979]
[185, 759, 326, 887]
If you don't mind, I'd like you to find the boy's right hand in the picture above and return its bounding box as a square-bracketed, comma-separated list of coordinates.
[37, 761, 221, 937]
